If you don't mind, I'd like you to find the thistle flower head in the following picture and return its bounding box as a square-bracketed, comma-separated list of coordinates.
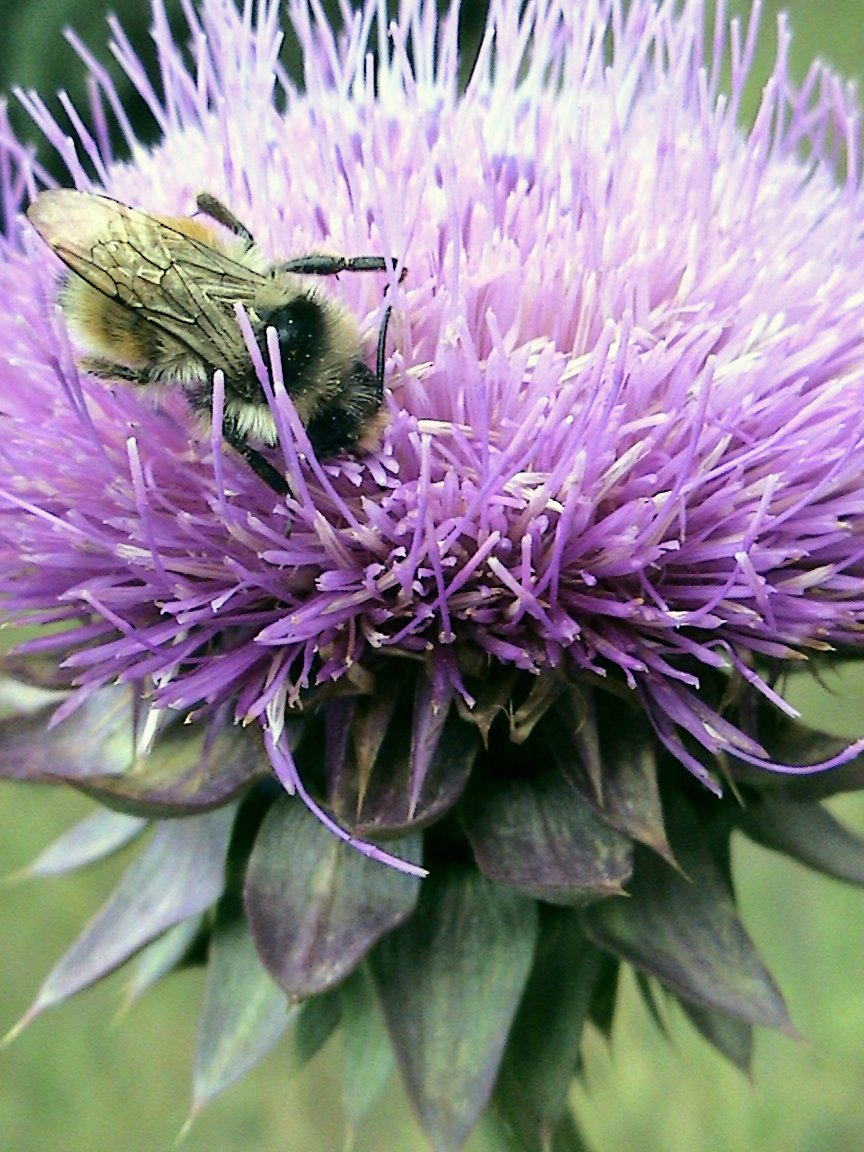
[3, 0, 864, 780]
[4, 2, 864, 1148]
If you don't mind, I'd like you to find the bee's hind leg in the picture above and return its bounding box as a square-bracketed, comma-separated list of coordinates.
[221, 429, 289, 496]
[76, 356, 151, 383]
[375, 305, 393, 397]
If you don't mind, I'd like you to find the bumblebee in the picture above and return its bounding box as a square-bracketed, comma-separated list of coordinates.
[26, 189, 399, 494]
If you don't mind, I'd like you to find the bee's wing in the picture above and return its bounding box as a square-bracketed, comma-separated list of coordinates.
[28, 189, 266, 374]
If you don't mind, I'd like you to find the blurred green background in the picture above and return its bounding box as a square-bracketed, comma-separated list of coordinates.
[3, 2, 864, 1150]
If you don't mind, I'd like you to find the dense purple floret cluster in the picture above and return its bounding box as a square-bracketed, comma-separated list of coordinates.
[2, 0, 864, 786]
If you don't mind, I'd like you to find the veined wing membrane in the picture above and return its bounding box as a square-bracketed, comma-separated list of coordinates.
[29, 190, 267, 373]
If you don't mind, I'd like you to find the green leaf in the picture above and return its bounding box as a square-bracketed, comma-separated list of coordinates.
[586, 953, 619, 1039]
[369, 866, 538, 1152]
[590, 727, 672, 861]
[463, 769, 632, 904]
[481, 1106, 592, 1152]
[0, 683, 134, 781]
[245, 797, 422, 999]
[547, 689, 603, 800]
[455, 669, 518, 743]
[340, 965, 395, 1131]
[292, 989, 342, 1066]
[679, 999, 753, 1074]
[332, 692, 399, 817]
[328, 695, 478, 837]
[508, 673, 564, 744]
[0, 680, 268, 812]
[0, 670, 64, 722]
[75, 720, 270, 816]
[583, 793, 793, 1033]
[633, 971, 668, 1037]
[738, 797, 864, 886]
[28, 805, 235, 1015]
[193, 895, 293, 1110]
[493, 909, 603, 1148]
[122, 916, 204, 1006]
[22, 809, 147, 876]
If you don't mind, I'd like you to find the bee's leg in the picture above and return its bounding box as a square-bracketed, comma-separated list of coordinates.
[195, 193, 255, 249]
[275, 256, 396, 394]
[194, 206, 407, 284]
[221, 426, 289, 496]
[237, 443, 290, 497]
[77, 356, 151, 383]
[277, 254, 404, 278]
[375, 305, 393, 397]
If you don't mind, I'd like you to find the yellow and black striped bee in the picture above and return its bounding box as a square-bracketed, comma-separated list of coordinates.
[27, 189, 399, 493]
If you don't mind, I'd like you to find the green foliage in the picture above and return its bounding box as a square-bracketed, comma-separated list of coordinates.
[4, 780, 864, 1151]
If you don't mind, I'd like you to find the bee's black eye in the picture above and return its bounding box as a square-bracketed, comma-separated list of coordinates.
[258, 295, 326, 377]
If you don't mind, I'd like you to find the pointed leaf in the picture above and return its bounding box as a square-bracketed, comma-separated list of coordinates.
[464, 770, 632, 904]
[123, 916, 204, 1005]
[193, 895, 293, 1109]
[0, 673, 64, 723]
[679, 999, 753, 1073]
[738, 797, 864, 886]
[455, 669, 518, 744]
[548, 689, 603, 799]
[245, 796, 422, 1000]
[355, 693, 400, 778]
[0, 679, 267, 811]
[633, 971, 669, 1036]
[23, 809, 147, 876]
[329, 703, 477, 837]
[369, 866, 538, 1152]
[583, 794, 792, 1033]
[337, 693, 399, 813]
[592, 729, 672, 861]
[0, 683, 134, 782]
[292, 988, 342, 1066]
[586, 953, 620, 1039]
[509, 673, 563, 744]
[30, 805, 235, 1014]
[75, 722, 270, 816]
[482, 1106, 591, 1152]
[409, 674, 453, 812]
[341, 965, 395, 1129]
[1, 653, 81, 693]
[494, 909, 603, 1147]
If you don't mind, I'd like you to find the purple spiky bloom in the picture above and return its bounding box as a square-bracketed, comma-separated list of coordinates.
[4, 2, 864, 1149]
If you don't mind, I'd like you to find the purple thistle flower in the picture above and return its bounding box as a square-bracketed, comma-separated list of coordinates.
[3, 2, 864, 1148]
[3, 0, 864, 785]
